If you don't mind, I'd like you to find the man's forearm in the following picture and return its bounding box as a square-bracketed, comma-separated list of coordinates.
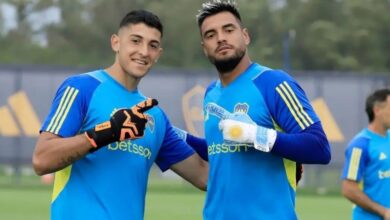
[186, 133, 209, 161]
[271, 122, 331, 164]
[33, 133, 93, 175]
[346, 188, 386, 217]
[342, 180, 387, 218]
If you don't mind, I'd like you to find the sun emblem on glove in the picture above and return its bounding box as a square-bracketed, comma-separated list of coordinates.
[228, 125, 243, 139]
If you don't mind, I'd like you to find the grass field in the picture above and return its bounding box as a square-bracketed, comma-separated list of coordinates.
[146, 192, 352, 220]
[0, 183, 352, 220]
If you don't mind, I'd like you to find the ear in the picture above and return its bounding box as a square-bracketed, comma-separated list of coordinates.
[155, 47, 163, 63]
[111, 34, 120, 53]
[201, 41, 208, 56]
[374, 103, 383, 114]
[242, 28, 250, 46]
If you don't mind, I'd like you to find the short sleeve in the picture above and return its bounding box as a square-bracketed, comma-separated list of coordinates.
[341, 137, 369, 181]
[40, 74, 100, 137]
[155, 114, 195, 172]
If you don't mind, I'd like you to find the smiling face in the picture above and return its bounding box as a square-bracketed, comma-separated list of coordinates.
[200, 11, 250, 73]
[111, 23, 162, 79]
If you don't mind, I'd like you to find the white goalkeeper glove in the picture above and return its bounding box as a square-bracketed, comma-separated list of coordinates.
[219, 116, 277, 152]
[206, 103, 277, 152]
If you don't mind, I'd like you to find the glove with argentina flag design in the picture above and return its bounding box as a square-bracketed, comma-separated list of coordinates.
[206, 103, 277, 152]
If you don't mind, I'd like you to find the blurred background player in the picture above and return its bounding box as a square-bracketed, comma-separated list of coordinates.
[195, 1, 331, 219]
[342, 88, 390, 220]
[32, 10, 208, 220]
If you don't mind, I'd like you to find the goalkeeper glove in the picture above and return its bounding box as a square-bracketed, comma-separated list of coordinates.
[85, 98, 158, 149]
[218, 112, 277, 152]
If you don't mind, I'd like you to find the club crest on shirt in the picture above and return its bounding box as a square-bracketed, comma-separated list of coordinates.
[234, 103, 249, 114]
[146, 114, 155, 133]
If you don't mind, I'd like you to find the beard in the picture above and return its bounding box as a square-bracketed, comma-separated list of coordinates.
[208, 48, 245, 74]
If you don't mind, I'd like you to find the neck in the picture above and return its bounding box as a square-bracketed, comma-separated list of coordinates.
[105, 63, 140, 91]
[368, 121, 388, 137]
[219, 54, 251, 86]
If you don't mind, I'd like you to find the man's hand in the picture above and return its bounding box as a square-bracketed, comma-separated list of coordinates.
[85, 98, 158, 149]
[206, 103, 277, 152]
[219, 114, 277, 152]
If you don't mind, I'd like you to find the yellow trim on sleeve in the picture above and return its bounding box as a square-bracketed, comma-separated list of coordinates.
[47, 87, 79, 134]
[47, 86, 71, 132]
[276, 87, 305, 129]
[347, 148, 362, 180]
[276, 81, 316, 130]
[49, 87, 77, 133]
[282, 82, 314, 125]
[279, 83, 310, 127]
[54, 89, 79, 134]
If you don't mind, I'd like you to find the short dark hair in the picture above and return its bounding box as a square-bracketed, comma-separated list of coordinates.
[119, 10, 163, 37]
[196, 0, 241, 28]
[365, 88, 390, 122]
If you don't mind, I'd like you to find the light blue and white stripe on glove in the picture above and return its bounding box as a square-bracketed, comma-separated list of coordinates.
[206, 103, 277, 152]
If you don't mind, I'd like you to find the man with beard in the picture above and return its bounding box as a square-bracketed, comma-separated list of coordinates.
[196, 1, 331, 219]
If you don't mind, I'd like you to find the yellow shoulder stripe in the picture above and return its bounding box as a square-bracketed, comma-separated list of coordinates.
[47, 86, 79, 134]
[276, 81, 313, 130]
[282, 82, 314, 125]
[347, 148, 362, 180]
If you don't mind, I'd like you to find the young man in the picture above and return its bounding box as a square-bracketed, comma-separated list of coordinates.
[32, 10, 208, 220]
[342, 89, 390, 220]
[196, 1, 331, 219]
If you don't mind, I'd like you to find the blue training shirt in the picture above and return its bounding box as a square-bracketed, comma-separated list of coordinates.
[203, 63, 320, 220]
[342, 128, 390, 220]
[40, 70, 194, 220]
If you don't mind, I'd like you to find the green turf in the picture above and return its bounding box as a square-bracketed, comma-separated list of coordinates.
[0, 185, 353, 220]
[146, 191, 353, 220]
[0, 187, 51, 220]
[296, 195, 352, 220]
[145, 191, 205, 219]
